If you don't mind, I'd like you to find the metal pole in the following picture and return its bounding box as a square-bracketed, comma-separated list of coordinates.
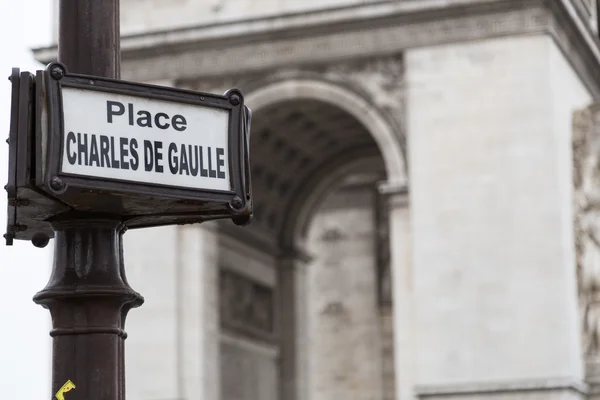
[34, 218, 142, 399]
[57, 0, 121, 79]
[33, 1, 142, 399]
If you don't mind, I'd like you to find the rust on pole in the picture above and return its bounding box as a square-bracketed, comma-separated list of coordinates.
[33, 1, 142, 399]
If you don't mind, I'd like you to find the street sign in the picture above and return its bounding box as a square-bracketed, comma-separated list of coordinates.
[37, 62, 252, 228]
[59, 86, 231, 192]
[5, 62, 253, 245]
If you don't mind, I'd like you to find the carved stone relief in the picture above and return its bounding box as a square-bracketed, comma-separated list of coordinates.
[219, 268, 275, 341]
[323, 55, 405, 135]
[252, 54, 406, 143]
[573, 104, 600, 386]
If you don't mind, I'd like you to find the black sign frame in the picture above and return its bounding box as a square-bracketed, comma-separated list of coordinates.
[36, 62, 251, 222]
[5, 68, 71, 245]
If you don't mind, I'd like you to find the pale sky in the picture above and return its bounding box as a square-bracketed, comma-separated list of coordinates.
[0, 1, 53, 397]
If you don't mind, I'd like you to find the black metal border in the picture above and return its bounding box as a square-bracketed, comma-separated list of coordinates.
[17, 72, 35, 188]
[35, 70, 46, 188]
[5, 69, 21, 245]
[40, 62, 249, 210]
[6, 69, 20, 199]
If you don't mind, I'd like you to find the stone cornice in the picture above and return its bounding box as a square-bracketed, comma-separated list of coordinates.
[33, 0, 600, 95]
[549, 0, 600, 97]
[34, 0, 541, 56]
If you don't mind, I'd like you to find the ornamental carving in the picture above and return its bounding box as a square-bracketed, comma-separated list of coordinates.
[178, 54, 405, 128]
[219, 268, 275, 340]
[573, 105, 600, 364]
[258, 55, 406, 136]
[323, 55, 405, 132]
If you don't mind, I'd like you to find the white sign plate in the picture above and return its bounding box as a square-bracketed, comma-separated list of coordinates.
[60, 87, 231, 192]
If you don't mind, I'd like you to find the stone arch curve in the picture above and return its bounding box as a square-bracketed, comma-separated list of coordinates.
[245, 77, 407, 248]
[245, 78, 407, 184]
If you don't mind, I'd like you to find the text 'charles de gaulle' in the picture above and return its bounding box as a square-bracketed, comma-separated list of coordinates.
[64, 100, 227, 179]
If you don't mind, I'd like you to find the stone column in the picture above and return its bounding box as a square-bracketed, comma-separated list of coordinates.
[277, 250, 311, 400]
[379, 182, 414, 400]
[277, 255, 296, 400]
[177, 223, 221, 400]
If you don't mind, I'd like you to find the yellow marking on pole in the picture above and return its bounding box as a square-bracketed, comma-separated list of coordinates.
[55, 380, 76, 400]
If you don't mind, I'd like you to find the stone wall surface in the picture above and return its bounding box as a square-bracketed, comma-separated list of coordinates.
[405, 34, 591, 388]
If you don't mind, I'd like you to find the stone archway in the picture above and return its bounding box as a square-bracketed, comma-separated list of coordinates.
[245, 78, 407, 190]
[216, 77, 406, 400]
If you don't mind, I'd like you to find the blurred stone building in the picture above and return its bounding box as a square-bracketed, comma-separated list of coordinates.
[35, 0, 600, 399]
